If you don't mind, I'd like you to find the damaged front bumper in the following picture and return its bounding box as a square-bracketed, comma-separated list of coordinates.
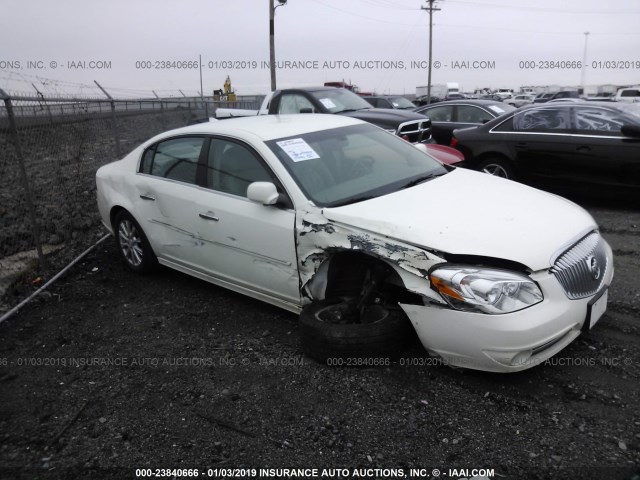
[399, 266, 614, 373]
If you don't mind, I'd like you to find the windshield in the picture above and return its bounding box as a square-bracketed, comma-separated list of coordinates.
[310, 89, 373, 113]
[388, 96, 415, 109]
[266, 123, 447, 207]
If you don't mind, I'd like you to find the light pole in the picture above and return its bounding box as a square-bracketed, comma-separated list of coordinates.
[581, 32, 590, 95]
[269, 0, 288, 92]
[421, 0, 441, 105]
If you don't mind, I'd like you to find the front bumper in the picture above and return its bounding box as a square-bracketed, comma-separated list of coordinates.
[399, 246, 614, 372]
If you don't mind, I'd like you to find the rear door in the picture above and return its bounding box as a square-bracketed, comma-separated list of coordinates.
[572, 105, 640, 189]
[506, 106, 580, 187]
[133, 136, 208, 261]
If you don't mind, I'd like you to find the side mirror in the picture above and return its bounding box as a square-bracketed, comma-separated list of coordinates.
[247, 182, 279, 205]
[621, 125, 640, 138]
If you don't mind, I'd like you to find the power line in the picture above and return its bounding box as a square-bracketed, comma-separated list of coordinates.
[444, 0, 640, 14]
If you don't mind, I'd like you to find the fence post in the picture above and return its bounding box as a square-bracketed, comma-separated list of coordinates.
[94, 81, 121, 157]
[0, 88, 46, 272]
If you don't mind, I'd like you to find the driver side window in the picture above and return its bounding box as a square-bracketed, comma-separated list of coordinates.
[206, 139, 274, 197]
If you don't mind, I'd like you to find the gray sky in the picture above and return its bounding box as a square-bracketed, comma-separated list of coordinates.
[1, 0, 639, 97]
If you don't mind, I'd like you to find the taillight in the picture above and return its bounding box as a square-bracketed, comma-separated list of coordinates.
[450, 137, 458, 148]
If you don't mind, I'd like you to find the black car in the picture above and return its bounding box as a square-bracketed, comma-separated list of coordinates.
[412, 95, 442, 106]
[413, 100, 516, 145]
[533, 93, 554, 103]
[362, 95, 416, 110]
[451, 102, 640, 194]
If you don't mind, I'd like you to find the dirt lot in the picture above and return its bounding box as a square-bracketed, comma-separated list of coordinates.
[0, 198, 639, 480]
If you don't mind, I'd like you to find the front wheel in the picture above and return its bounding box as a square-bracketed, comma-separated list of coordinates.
[113, 210, 157, 273]
[477, 157, 515, 180]
[299, 298, 412, 363]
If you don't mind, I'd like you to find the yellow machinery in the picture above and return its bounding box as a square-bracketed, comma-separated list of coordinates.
[214, 76, 237, 101]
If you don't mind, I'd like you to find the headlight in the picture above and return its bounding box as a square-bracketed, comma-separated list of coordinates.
[429, 266, 543, 314]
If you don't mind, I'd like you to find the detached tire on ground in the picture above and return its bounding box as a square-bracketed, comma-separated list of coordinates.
[299, 298, 413, 363]
[113, 210, 158, 274]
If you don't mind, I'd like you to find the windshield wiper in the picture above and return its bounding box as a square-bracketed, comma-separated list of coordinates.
[327, 195, 376, 208]
[400, 172, 445, 190]
[335, 108, 368, 113]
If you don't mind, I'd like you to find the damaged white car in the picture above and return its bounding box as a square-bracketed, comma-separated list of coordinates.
[96, 115, 613, 372]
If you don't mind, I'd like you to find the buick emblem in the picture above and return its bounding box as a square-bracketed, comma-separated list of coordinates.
[586, 255, 601, 280]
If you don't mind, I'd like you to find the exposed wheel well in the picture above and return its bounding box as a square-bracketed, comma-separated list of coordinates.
[319, 251, 422, 305]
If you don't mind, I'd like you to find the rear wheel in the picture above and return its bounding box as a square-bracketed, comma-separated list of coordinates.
[477, 157, 515, 180]
[113, 210, 157, 273]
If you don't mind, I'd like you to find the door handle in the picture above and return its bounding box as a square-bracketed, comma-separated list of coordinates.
[139, 194, 156, 201]
[199, 212, 219, 222]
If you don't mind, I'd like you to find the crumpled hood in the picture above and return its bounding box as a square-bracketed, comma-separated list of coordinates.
[322, 168, 597, 271]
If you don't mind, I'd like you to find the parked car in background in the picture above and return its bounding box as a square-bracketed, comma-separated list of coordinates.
[362, 95, 416, 110]
[451, 102, 640, 196]
[479, 94, 504, 102]
[413, 95, 442, 106]
[444, 93, 466, 101]
[547, 98, 585, 103]
[549, 90, 580, 100]
[416, 143, 464, 165]
[414, 100, 516, 145]
[533, 93, 554, 103]
[616, 87, 640, 103]
[507, 94, 535, 108]
[96, 114, 613, 372]
[215, 87, 432, 144]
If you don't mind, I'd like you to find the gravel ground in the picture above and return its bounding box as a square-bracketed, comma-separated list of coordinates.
[0, 197, 639, 480]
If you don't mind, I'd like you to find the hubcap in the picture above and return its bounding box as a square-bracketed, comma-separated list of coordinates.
[482, 164, 509, 178]
[118, 219, 144, 267]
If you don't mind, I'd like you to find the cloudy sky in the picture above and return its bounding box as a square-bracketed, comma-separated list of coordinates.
[1, 0, 639, 97]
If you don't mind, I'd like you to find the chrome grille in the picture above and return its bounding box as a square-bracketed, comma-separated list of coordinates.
[397, 119, 431, 143]
[550, 232, 608, 300]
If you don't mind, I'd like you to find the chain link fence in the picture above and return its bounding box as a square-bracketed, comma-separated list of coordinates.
[0, 90, 264, 312]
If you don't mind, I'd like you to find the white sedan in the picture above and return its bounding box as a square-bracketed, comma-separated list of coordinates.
[96, 114, 613, 372]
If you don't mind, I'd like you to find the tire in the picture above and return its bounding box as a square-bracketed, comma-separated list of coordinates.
[299, 298, 412, 363]
[113, 210, 157, 273]
[477, 157, 516, 180]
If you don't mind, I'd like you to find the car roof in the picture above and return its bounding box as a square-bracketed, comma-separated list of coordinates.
[153, 114, 365, 142]
[420, 99, 505, 106]
[362, 95, 404, 99]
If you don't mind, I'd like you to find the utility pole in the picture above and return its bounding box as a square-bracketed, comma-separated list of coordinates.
[269, 0, 288, 92]
[581, 32, 589, 95]
[421, 0, 441, 105]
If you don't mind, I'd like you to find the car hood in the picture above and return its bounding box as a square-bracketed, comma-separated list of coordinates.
[322, 168, 596, 271]
[339, 108, 429, 129]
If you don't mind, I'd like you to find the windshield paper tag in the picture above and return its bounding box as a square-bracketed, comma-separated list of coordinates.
[319, 98, 337, 109]
[276, 138, 320, 162]
[488, 105, 506, 114]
